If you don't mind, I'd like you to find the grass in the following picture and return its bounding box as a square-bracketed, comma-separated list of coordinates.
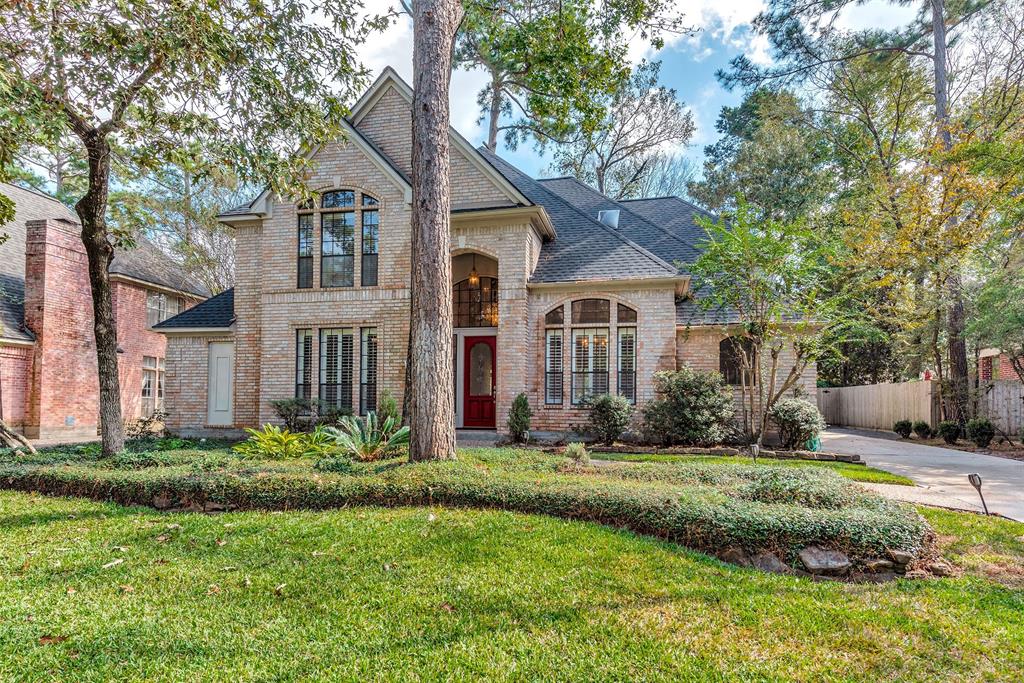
[0, 444, 928, 562]
[0, 491, 1021, 681]
[592, 452, 916, 486]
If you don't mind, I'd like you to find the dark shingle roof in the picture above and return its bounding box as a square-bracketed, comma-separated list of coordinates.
[0, 182, 209, 342]
[676, 296, 742, 327]
[153, 287, 234, 330]
[110, 238, 212, 298]
[538, 178, 702, 270]
[619, 196, 716, 255]
[477, 148, 679, 283]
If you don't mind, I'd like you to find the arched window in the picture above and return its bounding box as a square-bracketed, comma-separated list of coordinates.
[616, 304, 637, 403]
[571, 299, 610, 324]
[544, 305, 564, 404]
[720, 337, 756, 385]
[321, 190, 356, 287]
[453, 277, 498, 328]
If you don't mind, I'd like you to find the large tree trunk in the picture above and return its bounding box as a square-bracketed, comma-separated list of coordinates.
[407, 0, 463, 461]
[931, 0, 970, 423]
[76, 133, 126, 456]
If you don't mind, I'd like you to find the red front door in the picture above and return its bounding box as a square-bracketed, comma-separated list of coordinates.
[463, 336, 496, 428]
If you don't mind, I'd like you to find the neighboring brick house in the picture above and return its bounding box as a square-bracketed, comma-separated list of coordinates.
[155, 68, 815, 437]
[979, 348, 1022, 382]
[0, 183, 209, 439]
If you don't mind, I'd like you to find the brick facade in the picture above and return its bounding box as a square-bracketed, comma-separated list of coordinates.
[160, 72, 820, 439]
[0, 213, 201, 440]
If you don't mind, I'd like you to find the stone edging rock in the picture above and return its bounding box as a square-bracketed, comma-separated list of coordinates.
[588, 444, 864, 464]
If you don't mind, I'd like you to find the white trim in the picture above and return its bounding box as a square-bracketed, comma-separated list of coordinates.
[452, 327, 497, 429]
[349, 68, 531, 207]
[0, 337, 35, 347]
[155, 326, 234, 336]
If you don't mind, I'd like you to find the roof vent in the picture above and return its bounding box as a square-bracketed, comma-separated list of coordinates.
[597, 209, 620, 229]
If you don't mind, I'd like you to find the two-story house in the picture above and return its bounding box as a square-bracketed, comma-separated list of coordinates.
[0, 183, 209, 440]
[154, 68, 815, 437]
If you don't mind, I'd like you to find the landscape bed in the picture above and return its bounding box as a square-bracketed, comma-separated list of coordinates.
[0, 441, 930, 576]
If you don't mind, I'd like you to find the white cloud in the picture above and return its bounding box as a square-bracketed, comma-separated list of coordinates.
[625, 1, 768, 67]
[835, 0, 919, 32]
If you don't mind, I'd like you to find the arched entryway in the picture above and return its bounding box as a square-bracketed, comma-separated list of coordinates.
[452, 252, 498, 429]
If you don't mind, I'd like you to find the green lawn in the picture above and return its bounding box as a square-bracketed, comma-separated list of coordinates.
[591, 452, 916, 486]
[0, 491, 1021, 681]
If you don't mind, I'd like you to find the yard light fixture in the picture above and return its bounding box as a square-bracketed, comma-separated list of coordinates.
[967, 473, 989, 515]
[750, 443, 759, 463]
[468, 254, 480, 288]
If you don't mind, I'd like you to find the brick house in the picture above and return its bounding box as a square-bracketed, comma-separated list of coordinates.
[155, 68, 815, 437]
[979, 348, 1022, 383]
[0, 183, 209, 439]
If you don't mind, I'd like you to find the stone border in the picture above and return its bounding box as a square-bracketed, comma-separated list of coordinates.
[586, 444, 865, 465]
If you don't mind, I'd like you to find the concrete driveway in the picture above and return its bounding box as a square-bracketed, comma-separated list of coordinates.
[821, 428, 1024, 522]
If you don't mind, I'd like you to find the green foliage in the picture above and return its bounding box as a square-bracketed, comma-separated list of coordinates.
[968, 256, 1024, 384]
[585, 394, 634, 445]
[327, 412, 410, 462]
[507, 393, 532, 443]
[640, 369, 735, 446]
[564, 441, 590, 465]
[893, 420, 913, 439]
[269, 398, 351, 432]
[769, 398, 826, 449]
[912, 421, 932, 439]
[233, 425, 309, 460]
[313, 455, 355, 475]
[965, 418, 995, 449]
[456, 0, 685, 152]
[377, 390, 401, 431]
[0, 447, 930, 562]
[936, 421, 961, 445]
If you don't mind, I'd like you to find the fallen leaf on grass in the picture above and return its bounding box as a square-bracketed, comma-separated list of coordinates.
[216, 539, 227, 547]
[206, 585, 221, 596]
[438, 602, 455, 613]
[166, 524, 182, 530]
[273, 584, 286, 596]
[155, 535, 169, 543]
[113, 546, 129, 552]
[311, 551, 326, 557]
[119, 585, 134, 594]
[221, 566, 237, 572]
[38, 635, 68, 646]
[243, 577, 252, 587]
[66, 588, 76, 596]
[101, 559, 124, 570]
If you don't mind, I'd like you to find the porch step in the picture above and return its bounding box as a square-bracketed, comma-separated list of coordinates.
[456, 429, 501, 446]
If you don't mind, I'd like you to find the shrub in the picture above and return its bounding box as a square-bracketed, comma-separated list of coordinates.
[640, 369, 735, 446]
[376, 390, 401, 434]
[314, 455, 355, 474]
[965, 418, 995, 448]
[912, 421, 932, 439]
[936, 420, 960, 445]
[768, 398, 826, 450]
[893, 420, 913, 439]
[328, 412, 410, 461]
[233, 425, 308, 459]
[270, 398, 352, 431]
[303, 425, 340, 458]
[507, 393, 532, 443]
[564, 441, 590, 465]
[585, 394, 634, 445]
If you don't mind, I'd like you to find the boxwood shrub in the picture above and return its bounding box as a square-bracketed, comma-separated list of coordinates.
[0, 448, 930, 563]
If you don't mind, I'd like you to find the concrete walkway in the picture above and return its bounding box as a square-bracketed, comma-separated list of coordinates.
[822, 428, 1024, 521]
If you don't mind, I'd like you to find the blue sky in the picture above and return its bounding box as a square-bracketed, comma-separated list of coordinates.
[360, 0, 919, 181]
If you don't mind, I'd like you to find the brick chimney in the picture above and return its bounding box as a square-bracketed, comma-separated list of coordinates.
[23, 218, 101, 438]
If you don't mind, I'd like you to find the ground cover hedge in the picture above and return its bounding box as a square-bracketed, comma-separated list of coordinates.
[0, 444, 930, 567]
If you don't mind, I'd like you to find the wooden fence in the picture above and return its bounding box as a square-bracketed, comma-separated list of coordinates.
[817, 381, 940, 431]
[818, 379, 1024, 435]
[978, 380, 1024, 436]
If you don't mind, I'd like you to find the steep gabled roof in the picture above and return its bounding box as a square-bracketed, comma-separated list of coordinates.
[153, 288, 234, 331]
[477, 149, 680, 284]
[619, 196, 715, 255]
[538, 178, 702, 270]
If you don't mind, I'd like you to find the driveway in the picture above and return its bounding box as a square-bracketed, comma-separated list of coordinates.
[822, 428, 1024, 522]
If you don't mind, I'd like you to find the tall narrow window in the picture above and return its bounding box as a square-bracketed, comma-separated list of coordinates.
[297, 213, 313, 288]
[572, 328, 609, 404]
[146, 292, 167, 327]
[545, 328, 563, 404]
[141, 356, 165, 417]
[295, 329, 313, 400]
[360, 327, 378, 414]
[321, 212, 355, 287]
[617, 327, 636, 403]
[720, 337, 756, 386]
[319, 328, 354, 412]
[361, 208, 379, 287]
